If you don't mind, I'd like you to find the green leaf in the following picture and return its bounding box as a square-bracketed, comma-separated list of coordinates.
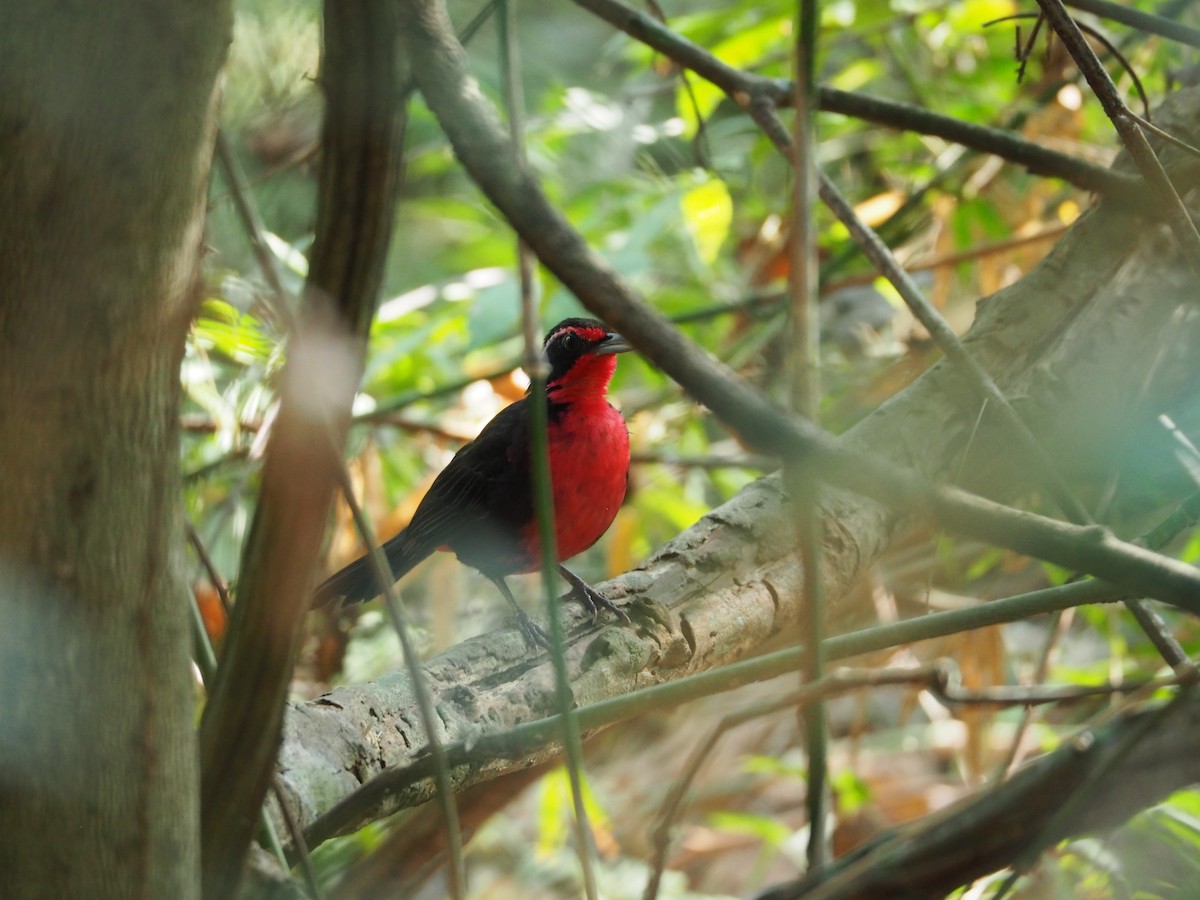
[535, 767, 611, 858]
[681, 175, 733, 266]
[832, 769, 872, 816]
[708, 810, 792, 849]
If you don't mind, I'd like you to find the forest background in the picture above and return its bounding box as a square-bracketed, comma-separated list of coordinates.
[4, 0, 1200, 897]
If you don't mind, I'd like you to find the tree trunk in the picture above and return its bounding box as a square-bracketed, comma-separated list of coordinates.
[0, 4, 230, 897]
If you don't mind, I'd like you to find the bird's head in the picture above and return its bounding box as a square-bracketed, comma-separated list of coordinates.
[542, 318, 631, 399]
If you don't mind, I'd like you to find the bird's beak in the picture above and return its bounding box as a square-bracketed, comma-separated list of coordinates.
[591, 331, 632, 356]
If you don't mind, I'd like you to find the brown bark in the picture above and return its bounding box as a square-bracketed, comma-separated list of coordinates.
[0, 4, 230, 897]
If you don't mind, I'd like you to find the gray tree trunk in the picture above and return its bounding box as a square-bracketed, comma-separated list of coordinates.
[0, 4, 230, 897]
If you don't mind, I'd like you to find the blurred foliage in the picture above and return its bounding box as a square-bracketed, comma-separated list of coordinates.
[980, 789, 1200, 898]
[184, 0, 1200, 894]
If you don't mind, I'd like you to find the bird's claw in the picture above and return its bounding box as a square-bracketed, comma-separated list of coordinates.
[507, 569, 630, 649]
[559, 567, 631, 624]
[577, 583, 632, 623]
[514, 609, 552, 650]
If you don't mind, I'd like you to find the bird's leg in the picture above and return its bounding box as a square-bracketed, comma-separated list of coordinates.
[558, 565, 631, 623]
[488, 575, 551, 649]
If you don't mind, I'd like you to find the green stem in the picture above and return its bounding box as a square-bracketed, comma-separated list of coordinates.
[499, 0, 600, 895]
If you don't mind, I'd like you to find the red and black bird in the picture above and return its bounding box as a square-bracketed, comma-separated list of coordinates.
[314, 318, 632, 643]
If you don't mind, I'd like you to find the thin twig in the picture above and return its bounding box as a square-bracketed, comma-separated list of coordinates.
[1035, 0, 1200, 279]
[213, 130, 294, 327]
[501, 0, 600, 894]
[1015, 10, 1044, 84]
[789, 0, 828, 870]
[334, 467, 467, 897]
[986, 12, 1151, 119]
[1064, 0, 1200, 48]
[185, 518, 234, 615]
[269, 780, 325, 900]
[1128, 109, 1200, 161]
[994, 607, 1075, 779]
[569, 0, 1144, 205]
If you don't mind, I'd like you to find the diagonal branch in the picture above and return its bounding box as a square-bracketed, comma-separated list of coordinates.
[571, 0, 1144, 205]
[1036, 0, 1200, 277]
[756, 692, 1200, 900]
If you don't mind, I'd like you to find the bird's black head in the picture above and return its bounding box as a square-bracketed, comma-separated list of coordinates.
[542, 318, 631, 385]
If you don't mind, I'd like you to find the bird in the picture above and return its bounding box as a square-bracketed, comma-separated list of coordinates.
[314, 317, 633, 645]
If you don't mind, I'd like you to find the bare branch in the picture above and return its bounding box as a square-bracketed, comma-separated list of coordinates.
[1036, 0, 1200, 278]
[571, 0, 1144, 204]
[758, 693, 1200, 899]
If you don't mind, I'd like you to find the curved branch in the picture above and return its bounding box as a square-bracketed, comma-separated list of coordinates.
[756, 693, 1200, 899]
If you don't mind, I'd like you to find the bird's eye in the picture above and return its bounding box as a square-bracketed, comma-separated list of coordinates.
[560, 333, 581, 352]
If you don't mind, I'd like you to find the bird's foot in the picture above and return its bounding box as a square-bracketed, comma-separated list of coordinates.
[515, 608, 552, 650]
[489, 574, 554, 649]
[559, 566, 631, 624]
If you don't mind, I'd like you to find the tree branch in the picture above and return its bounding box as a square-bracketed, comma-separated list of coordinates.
[571, 0, 1144, 205]
[1036, 0, 1200, 277]
[756, 692, 1200, 899]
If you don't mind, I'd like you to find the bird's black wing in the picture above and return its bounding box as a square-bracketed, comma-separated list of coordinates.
[403, 397, 536, 576]
[313, 398, 536, 606]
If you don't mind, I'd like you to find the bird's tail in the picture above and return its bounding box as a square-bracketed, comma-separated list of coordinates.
[312, 527, 431, 606]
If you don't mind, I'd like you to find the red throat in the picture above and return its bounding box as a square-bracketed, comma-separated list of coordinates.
[548, 351, 618, 403]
